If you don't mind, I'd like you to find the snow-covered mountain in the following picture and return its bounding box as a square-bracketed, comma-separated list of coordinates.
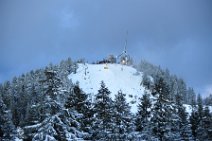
[69, 63, 212, 115]
[69, 63, 145, 113]
[1, 60, 212, 141]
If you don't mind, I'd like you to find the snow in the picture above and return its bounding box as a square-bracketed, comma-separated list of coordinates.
[69, 63, 145, 113]
[184, 104, 192, 115]
[15, 137, 23, 141]
[69, 63, 212, 114]
[184, 104, 212, 115]
[24, 123, 42, 129]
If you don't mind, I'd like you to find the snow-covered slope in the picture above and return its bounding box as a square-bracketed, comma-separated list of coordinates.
[69, 63, 212, 114]
[68, 63, 145, 113]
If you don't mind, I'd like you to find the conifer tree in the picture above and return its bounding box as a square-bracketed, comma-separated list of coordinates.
[202, 106, 212, 140]
[113, 90, 132, 140]
[175, 92, 194, 140]
[142, 74, 152, 89]
[32, 68, 82, 141]
[1, 81, 12, 109]
[190, 107, 199, 140]
[151, 77, 169, 140]
[135, 91, 151, 132]
[197, 94, 203, 121]
[0, 98, 17, 141]
[65, 83, 87, 113]
[150, 76, 181, 141]
[80, 99, 95, 140]
[65, 83, 94, 140]
[196, 94, 210, 141]
[172, 92, 193, 141]
[92, 81, 114, 140]
[177, 79, 187, 104]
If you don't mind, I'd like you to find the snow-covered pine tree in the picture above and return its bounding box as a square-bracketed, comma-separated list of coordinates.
[197, 94, 203, 119]
[196, 94, 209, 141]
[150, 76, 181, 141]
[65, 83, 87, 113]
[189, 103, 199, 140]
[79, 99, 94, 140]
[112, 90, 132, 140]
[196, 106, 212, 141]
[175, 92, 194, 140]
[190, 88, 197, 110]
[31, 67, 81, 141]
[1, 81, 12, 110]
[177, 78, 187, 104]
[10, 77, 21, 127]
[0, 98, 17, 141]
[201, 106, 212, 140]
[135, 91, 151, 134]
[204, 94, 212, 106]
[65, 83, 94, 140]
[141, 74, 152, 90]
[16, 80, 30, 126]
[58, 58, 75, 95]
[26, 84, 40, 124]
[92, 81, 114, 140]
[64, 85, 84, 136]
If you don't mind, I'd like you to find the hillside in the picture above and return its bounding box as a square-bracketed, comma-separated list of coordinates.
[68, 63, 212, 115]
[1, 59, 212, 141]
[69, 63, 145, 113]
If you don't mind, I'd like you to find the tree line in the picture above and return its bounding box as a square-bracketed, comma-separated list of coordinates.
[0, 58, 212, 141]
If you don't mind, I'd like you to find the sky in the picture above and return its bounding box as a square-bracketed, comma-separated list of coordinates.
[0, 0, 212, 97]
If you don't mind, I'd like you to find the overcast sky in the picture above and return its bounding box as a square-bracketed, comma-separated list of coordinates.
[0, 0, 212, 97]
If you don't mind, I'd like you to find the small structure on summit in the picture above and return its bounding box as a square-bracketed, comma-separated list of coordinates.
[117, 31, 132, 65]
[97, 31, 133, 67]
[117, 44, 130, 65]
[107, 54, 117, 64]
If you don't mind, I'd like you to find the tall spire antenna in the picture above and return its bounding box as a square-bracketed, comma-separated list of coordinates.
[124, 30, 128, 53]
[117, 30, 130, 66]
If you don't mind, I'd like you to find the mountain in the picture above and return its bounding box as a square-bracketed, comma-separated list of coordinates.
[69, 63, 212, 115]
[69, 63, 145, 113]
[1, 58, 212, 141]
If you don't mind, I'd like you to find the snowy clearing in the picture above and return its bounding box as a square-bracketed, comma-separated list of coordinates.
[69, 63, 145, 113]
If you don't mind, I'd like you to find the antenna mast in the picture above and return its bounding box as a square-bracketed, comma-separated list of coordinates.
[124, 31, 128, 54]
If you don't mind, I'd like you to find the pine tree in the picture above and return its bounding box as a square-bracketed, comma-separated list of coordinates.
[150, 76, 181, 141]
[188, 90, 199, 140]
[135, 91, 151, 132]
[189, 94, 203, 141]
[190, 89, 197, 110]
[1, 81, 12, 109]
[113, 90, 132, 140]
[202, 106, 212, 140]
[177, 79, 187, 104]
[142, 74, 152, 89]
[65, 83, 87, 113]
[32, 68, 82, 141]
[27, 84, 40, 125]
[190, 109, 199, 140]
[180, 110, 194, 141]
[80, 99, 95, 140]
[65, 83, 94, 139]
[92, 81, 114, 140]
[0, 98, 17, 141]
[197, 94, 203, 121]
[175, 93, 194, 140]
[196, 94, 210, 141]
[204, 94, 212, 106]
